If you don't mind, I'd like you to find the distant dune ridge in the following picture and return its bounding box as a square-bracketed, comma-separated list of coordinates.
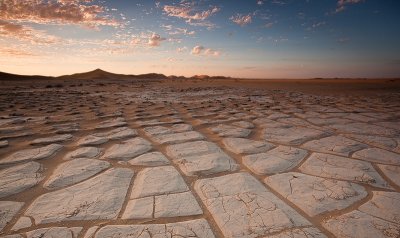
[0, 69, 230, 81]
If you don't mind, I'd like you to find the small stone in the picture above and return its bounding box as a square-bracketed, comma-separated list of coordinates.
[302, 136, 368, 156]
[130, 166, 188, 199]
[83, 226, 99, 238]
[154, 191, 203, 218]
[11, 217, 32, 231]
[128, 152, 170, 166]
[150, 131, 204, 144]
[26, 227, 83, 238]
[323, 210, 399, 238]
[328, 122, 398, 137]
[266, 227, 327, 238]
[194, 172, 310, 238]
[95, 117, 127, 129]
[265, 172, 367, 216]
[94, 219, 215, 238]
[25, 168, 133, 224]
[232, 121, 255, 129]
[171, 123, 193, 132]
[53, 122, 80, 134]
[1, 144, 62, 165]
[263, 126, 328, 145]
[122, 197, 153, 219]
[44, 158, 110, 190]
[222, 137, 274, 154]
[102, 137, 152, 161]
[77, 135, 108, 146]
[166, 141, 238, 176]
[143, 126, 172, 136]
[358, 191, 400, 224]
[65, 147, 102, 160]
[30, 134, 73, 145]
[353, 148, 400, 165]
[299, 153, 390, 189]
[377, 164, 400, 187]
[0, 162, 43, 198]
[0, 201, 24, 232]
[210, 124, 251, 137]
[0, 140, 8, 148]
[243, 146, 307, 175]
[93, 126, 137, 140]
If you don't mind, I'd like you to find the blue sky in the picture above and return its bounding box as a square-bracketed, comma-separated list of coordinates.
[1, 0, 399, 78]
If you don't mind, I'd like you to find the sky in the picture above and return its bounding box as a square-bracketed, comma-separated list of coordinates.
[1, 0, 400, 78]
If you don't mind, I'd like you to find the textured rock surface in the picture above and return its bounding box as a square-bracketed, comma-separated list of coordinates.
[353, 148, 400, 165]
[93, 126, 137, 140]
[302, 135, 367, 156]
[328, 122, 399, 137]
[150, 131, 204, 144]
[94, 219, 215, 238]
[25, 168, 133, 224]
[265, 172, 368, 216]
[0, 201, 24, 232]
[0, 140, 8, 148]
[263, 126, 328, 145]
[25, 227, 82, 238]
[222, 137, 274, 154]
[0, 162, 43, 198]
[210, 124, 251, 137]
[299, 153, 390, 189]
[266, 227, 327, 238]
[77, 135, 108, 146]
[65, 147, 102, 160]
[243, 146, 307, 175]
[378, 164, 400, 187]
[1, 83, 400, 238]
[194, 172, 310, 238]
[130, 166, 188, 199]
[0, 144, 62, 164]
[95, 117, 127, 129]
[128, 152, 170, 166]
[154, 191, 203, 218]
[323, 210, 400, 238]
[102, 137, 152, 161]
[44, 158, 110, 190]
[232, 121, 255, 129]
[166, 141, 238, 176]
[30, 134, 73, 145]
[358, 191, 400, 223]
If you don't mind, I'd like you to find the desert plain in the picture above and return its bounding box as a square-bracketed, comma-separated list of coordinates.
[0, 75, 400, 238]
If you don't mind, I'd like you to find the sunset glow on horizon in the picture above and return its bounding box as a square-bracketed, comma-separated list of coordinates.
[1, 0, 400, 78]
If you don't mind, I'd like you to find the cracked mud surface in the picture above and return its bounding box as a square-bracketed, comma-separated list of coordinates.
[0, 79, 399, 238]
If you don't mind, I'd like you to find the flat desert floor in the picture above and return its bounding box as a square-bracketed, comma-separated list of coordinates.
[0, 78, 400, 238]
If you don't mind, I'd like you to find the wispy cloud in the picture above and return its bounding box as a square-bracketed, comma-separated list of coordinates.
[0, 45, 37, 57]
[161, 24, 195, 36]
[163, 4, 219, 21]
[162, 1, 219, 29]
[230, 14, 252, 26]
[0, 20, 60, 44]
[335, 0, 364, 13]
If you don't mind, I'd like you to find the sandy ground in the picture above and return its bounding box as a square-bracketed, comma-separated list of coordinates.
[0, 78, 399, 238]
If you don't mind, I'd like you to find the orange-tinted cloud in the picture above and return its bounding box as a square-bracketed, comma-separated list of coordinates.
[0, 20, 59, 44]
[191, 45, 220, 56]
[0, 0, 119, 28]
[230, 14, 252, 26]
[148, 33, 166, 47]
[163, 4, 219, 21]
